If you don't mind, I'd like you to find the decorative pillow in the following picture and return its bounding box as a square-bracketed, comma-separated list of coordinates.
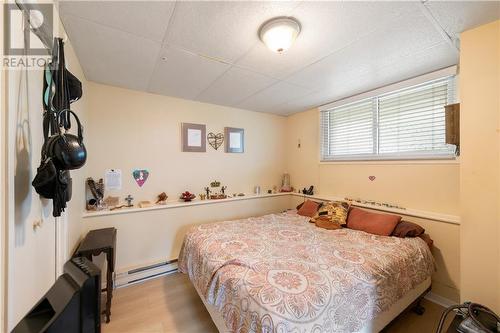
[297, 200, 321, 217]
[418, 233, 434, 249]
[315, 216, 343, 230]
[347, 207, 401, 236]
[392, 221, 425, 237]
[310, 201, 350, 228]
[296, 200, 323, 211]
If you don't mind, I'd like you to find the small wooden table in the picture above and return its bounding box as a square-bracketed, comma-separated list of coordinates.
[75, 227, 117, 323]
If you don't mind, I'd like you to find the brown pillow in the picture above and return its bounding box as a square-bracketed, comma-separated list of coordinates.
[296, 200, 323, 211]
[297, 200, 321, 217]
[392, 221, 425, 237]
[347, 207, 401, 236]
[310, 201, 350, 227]
[315, 216, 342, 230]
[418, 233, 434, 249]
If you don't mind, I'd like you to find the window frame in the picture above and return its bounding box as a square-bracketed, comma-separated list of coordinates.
[320, 75, 458, 162]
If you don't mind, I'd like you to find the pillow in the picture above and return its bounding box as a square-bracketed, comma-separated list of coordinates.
[296, 200, 323, 211]
[315, 216, 342, 230]
[347, 207, 401, 236]
[310, 201, 350, 228]
[418, 233, 434, 249]
[297, 200, 321, 217]
[392, 221, 425, 237]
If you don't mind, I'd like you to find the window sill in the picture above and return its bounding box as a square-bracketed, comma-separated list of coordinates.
[319, 157, 459, 165]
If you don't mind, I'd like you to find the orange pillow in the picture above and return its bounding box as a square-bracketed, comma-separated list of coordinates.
[347, 207, 401, 236]
[297, 200, 320, 217]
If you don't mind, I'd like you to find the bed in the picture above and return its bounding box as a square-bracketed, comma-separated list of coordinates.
[178, 210, 434, 333]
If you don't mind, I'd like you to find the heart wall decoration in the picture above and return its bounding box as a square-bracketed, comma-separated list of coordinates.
[207, 132, 224, 150]
[368, 176, 376, 181]
[133, 169, 149, 187]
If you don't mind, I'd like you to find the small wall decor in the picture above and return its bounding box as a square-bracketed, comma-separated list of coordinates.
[207, 132, 224, 150]
[182, 123, 206, 152]
[225, 127, 244, 153]
[180, 191, 196, 202]
[132, 169, 149, 187]
[156, 192, 168, 205]
[105, 169, 122, 190]
[124, 194, 134, 207]
[208, 180, 227, 199]
[368, 176, 376, 181]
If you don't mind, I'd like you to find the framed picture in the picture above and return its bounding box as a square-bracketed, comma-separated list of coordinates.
[182, 123, 206, 152]
[225, 127, 244, 153]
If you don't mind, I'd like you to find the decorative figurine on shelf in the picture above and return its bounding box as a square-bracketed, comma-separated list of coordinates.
[156, 192, 168, 205]
[204, 186, 211, 198]
[280, 173, 292, 192]
[87, 178, 106, 210]
[199, 194, 206, 200]
[180, 191, 196, 202]
[302, 186, 314, 195]
[124, 194, 134, 207]
[208, 180, 227, 199]
[272, 185, 278, 194]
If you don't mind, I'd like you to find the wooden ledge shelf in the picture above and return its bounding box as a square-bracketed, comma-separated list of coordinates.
[290, 193, 460, 225]
[82, 192, 290, 219]
[82, 192, 460, 225]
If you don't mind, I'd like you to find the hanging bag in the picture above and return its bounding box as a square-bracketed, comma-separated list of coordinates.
[32, 113, 58, 198]
[45, 109, 87, 170]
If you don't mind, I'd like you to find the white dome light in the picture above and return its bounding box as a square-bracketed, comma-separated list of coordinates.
[259, 17, 301, 53]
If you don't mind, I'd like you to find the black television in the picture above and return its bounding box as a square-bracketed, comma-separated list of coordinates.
[12, 257, 101, 333]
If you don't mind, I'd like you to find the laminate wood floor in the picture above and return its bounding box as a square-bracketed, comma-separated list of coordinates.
[102, 272, 451, 333]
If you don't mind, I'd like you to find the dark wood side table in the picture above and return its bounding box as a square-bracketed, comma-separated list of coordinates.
[75, 227, 117, 323]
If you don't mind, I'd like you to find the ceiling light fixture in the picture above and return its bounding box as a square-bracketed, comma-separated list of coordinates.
[259, 17, 301, 54]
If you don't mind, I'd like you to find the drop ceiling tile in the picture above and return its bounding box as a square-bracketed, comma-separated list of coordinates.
[61, 14, 161, 91]
[425, 1, 500, 40]
[197, 67, 277, 106]
[59, 1, 175, 42]
[236, 1, 419, 79]
[165, 1, 299, 63]
[237, 81, 313, 112]
[286, 9, 445, 91]
[148, 46, 230, 100]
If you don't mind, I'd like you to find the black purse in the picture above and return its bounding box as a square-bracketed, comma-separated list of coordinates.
[32, 113, 58, 199]
[45, 109, 87, 170]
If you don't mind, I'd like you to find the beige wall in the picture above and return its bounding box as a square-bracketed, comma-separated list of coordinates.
[84, 83, 287, 202]
[5, 4, 88, 329]
[286, 108, 460, 215]
[82, 83, 289, 271]
[459, 20, 500, 312]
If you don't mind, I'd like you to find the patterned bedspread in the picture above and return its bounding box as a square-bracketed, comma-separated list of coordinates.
[178, 211, 434, 333]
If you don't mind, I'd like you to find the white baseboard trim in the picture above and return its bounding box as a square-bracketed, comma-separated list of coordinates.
[424, 291, 455, 308]
[114, 260, 179, 288]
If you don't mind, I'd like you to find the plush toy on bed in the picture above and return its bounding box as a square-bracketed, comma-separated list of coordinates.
[309, 201, 350, 230]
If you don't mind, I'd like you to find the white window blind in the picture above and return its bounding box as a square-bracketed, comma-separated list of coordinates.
[320, 77, 457, 161]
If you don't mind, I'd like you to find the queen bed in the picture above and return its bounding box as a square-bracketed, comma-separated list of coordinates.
[178, 210, 434, 333]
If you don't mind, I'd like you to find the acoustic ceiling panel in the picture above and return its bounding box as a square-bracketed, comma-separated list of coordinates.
[61, 14, 161, 91]
[148, 46, 230, 100]
[59, 1, 175, 42]
[197, 66, 277, 106]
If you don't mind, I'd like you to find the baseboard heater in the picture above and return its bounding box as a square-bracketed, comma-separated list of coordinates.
[114, 259, 179, 288]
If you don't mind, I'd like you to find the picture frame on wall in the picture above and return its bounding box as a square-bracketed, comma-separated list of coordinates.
[225, 127, 244, 153]
[182, 123, 206, 152]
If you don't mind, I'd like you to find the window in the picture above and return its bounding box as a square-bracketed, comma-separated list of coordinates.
[320, 77, 457, 161]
